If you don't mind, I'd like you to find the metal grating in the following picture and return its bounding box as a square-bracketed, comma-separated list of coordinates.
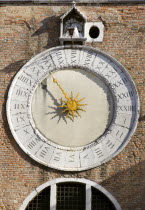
[57, 182, 86, 210]
[26, 186, 50, 210]
[91, 187, 116, 210]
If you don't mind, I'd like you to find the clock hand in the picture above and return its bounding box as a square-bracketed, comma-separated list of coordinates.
[50, 74, 87, 120]
[51, 75, 70, 101]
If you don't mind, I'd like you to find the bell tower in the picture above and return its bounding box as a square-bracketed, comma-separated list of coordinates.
[59, 1, 87, 45]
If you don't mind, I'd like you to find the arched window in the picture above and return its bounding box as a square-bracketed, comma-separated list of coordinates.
[20, 178, 121, 210]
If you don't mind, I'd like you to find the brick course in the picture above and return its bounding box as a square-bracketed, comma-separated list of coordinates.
[0, 3, 145, 209]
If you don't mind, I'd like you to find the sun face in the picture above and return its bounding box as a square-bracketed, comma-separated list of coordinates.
[59, 92, 87, 120]
[51, 75, 87, 120]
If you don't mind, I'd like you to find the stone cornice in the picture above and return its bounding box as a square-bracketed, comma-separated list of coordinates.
[0, 0, 145, 4]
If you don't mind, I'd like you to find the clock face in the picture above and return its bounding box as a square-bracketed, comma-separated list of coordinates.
[7, 46, 139, 171]
[31, 68, 113, 147]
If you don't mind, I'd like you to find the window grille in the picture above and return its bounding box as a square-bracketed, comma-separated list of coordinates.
[23, 179, 121, 210]
[57, 182, 86, 210]
[91, 187, 116, 210]
[26, 186, 50, 210]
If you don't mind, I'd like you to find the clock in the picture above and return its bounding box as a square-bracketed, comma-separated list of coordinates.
[7, 45, 139, 171]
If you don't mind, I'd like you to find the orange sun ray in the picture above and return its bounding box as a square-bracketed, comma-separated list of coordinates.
[77, 97, 85, 103]
[71, 110, 74, 120]
[78, 108, 86, 112]
[78, 104, 87, 106]
[75, 93, 79, 100]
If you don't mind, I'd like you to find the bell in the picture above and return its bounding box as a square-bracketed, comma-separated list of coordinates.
[68, 27, 75, 37]
[73, 25, 80, 38]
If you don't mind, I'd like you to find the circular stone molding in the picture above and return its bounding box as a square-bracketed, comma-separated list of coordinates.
[20, 178, 121, 210]
[7, 45, 139, 171]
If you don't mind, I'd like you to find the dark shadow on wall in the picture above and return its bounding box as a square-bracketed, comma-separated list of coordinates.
[31, 15, 61, 49]
[101, 161, 145, 209]
[0, 60, 27, 74]
[139, 115, 145, 122]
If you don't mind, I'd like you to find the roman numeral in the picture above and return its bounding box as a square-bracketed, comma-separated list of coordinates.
[68, 154, 75, 162]
[106, 140, 114, 149]
[95, 65, 102, 71]
[83, 154, 89, 160]
[71, 50, 77, 65]
[84, 52, 94, 66]
[112, 77, 128, 89]
[40, 150, 47, 158]
[109, 69, 116, 75]
[116, 130, 123, 138]
[24, 128, 29, 134]
[35, 69, 41, 77]
[31, 67, 41, 77]
[105, 73, 111, 79]
[16, 116, 25, 123]
[93, 148, 103, 158]
[55, 51, 64, 66]
[112, 80, 124, 88]
[99, 60, 106, 66]
[14, 103, 26, 109]
[37, 59, 53, 70]
[16, 88, 28, 97]
[47, 63, 53, 70]
[53, 152, 62, 162]
[39, 147, 50, 158]
[27, 138, 41, 150]
[18, 75, 32, 86]
[27, 140, 37, 149]
[117, 91, 134, 100]
[118, 105, 135, 112]
[94, 59, 106, 71]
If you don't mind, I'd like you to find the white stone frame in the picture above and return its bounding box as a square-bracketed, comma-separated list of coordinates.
[20, 178, 122, 210]
[86, 22, 104, 42]
[6, 45, 140, 171]
[59, 2, 87, 45]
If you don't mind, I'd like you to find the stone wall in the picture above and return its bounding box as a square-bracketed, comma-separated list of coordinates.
[0, 3, 145, 209]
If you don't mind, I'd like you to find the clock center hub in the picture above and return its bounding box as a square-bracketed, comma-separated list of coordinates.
[67, 100, 77, 111]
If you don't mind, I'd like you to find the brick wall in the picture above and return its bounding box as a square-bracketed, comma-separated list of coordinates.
[0, 3, 145, 209]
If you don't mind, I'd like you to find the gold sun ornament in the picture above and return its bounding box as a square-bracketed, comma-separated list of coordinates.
[51, 75, 87, 120]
